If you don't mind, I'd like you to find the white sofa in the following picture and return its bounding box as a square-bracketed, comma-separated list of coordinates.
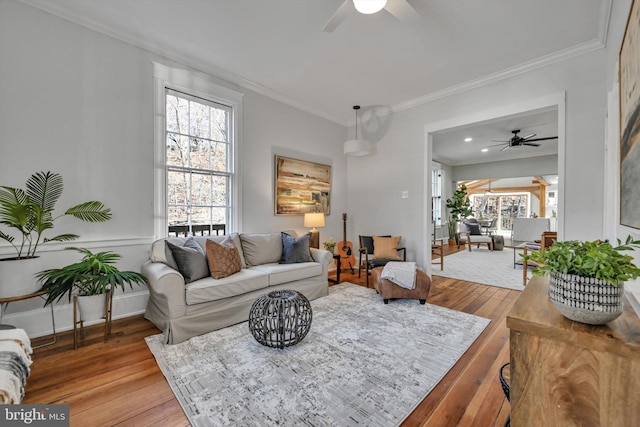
[141, 231, 332, 344]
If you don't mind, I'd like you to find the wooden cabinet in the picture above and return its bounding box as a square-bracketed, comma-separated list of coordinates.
[506, 276, 640, 426]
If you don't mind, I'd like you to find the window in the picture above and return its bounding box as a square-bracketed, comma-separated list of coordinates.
[431, 167, 443, 227]
[165, 90, 231, 236]
[154, 63, 243, 238]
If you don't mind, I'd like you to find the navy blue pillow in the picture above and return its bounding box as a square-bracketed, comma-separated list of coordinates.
[280, 232, 314, 264]
[466, 223, 482, 235]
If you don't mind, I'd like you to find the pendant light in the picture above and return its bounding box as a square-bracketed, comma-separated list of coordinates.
[344, 105, 372, 156]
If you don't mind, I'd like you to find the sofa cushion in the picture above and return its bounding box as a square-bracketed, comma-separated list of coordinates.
[206, 237, 242, 279]
[185, 269, 269, 305]
[240, 232, 283, 266]
[150, 233, 247, 269]
[280, 232, 314, 264]
[373, 236, 402, 260]
[250, 262, 322, 286]
[166, 237, 210, 283]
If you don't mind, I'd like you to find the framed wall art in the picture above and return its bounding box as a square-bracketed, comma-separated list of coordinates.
[274, 155, 331, 215]
[620, 0, 640, 229]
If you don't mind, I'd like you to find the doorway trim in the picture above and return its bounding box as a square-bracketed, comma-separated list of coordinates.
[423, 92, 566, 275]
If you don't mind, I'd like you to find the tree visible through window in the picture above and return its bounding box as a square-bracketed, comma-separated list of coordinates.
[165, 89, 231, 236]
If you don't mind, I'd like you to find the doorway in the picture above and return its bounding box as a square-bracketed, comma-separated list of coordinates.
[423, 92, 566, 275]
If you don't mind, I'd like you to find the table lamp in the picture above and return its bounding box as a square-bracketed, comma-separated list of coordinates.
[303, 213, 325, 249]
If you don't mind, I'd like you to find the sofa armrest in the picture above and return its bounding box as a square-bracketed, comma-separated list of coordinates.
[141, 261, 187, 319]
[310, 248, 332, 282]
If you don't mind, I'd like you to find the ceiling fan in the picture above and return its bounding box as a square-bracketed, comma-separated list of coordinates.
[489, 130, 558, 151]
[323, 0, 420, 33]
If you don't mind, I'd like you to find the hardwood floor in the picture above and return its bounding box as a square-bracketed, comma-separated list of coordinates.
[26, 245, 518, 426]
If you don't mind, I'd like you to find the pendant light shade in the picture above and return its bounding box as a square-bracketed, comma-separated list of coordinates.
[353, 0, 387, 14]
[344, 105, 372, 156]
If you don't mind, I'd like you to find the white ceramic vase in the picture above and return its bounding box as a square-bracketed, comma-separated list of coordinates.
[76, 293, 108, 322]
[0, 256, 43, 299]
[548, 271, 624, 325]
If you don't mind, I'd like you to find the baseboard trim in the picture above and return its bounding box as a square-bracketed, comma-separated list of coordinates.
[1, 291, 150, 338]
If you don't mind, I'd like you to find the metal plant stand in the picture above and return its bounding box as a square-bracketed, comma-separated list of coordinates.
[248, 290, 312, 349]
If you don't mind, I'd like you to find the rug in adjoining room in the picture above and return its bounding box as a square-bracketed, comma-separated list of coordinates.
[435, 247, 525, 290]
[146, 283, 490, 427]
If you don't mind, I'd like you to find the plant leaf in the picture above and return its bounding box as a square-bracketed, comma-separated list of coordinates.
[26, 171, 63, 212]
[65, 201, 112, 222]
[43, 234, 80, 243]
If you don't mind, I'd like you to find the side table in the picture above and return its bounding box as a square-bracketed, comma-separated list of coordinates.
[329, 254, 342, 284]
[0, 290, 57, 349]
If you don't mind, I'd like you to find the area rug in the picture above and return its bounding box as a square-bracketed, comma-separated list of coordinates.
[146, 283, 490, 427]
[435, 248, 525, 290]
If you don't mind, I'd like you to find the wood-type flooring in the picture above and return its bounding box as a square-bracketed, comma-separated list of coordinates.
[25, 244, 518, 426]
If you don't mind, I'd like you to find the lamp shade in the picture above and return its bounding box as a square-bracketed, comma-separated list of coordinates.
[344, 139, 372, 156]
[353, 0, 387, 14]
[303, 212, 325, 228]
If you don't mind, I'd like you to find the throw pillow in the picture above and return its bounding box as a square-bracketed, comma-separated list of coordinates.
[466, 223, 482, 235]
[166, 237, 209, 283]
[280, 232, 314, 264]
[373, 235, 402, 260]
[206, 237, 242, 279]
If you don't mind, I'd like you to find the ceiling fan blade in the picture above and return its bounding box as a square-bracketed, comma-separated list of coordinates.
[525, 136, 558, 142]
[522, 142, 541, 147]
[500, 145, 510, 151]
[489, 140, 509, 143]
[489, 143, 508, 147]
[323, 0, 352, 33]
[384, 0, 420, 22]
[520, 133, 536, 140]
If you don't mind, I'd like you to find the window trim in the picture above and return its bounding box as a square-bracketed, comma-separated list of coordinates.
[153, 62, 244, 238]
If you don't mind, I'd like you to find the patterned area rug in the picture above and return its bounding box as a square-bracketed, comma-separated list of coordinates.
[435, 247, 525, 290]
[146, 283, 490, 427]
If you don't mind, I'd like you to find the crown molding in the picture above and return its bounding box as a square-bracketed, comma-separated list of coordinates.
[18, 0, 347, 126]
[19, 0, 610, 128]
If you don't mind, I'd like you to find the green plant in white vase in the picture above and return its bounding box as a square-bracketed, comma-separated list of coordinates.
[323, 238, 337, 253]
[523, 236, 640, 325]
[0, 171, 111, 298]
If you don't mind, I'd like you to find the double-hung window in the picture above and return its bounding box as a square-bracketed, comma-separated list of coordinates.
[165, 89, 231, 236]
[154, 63, 242, 238]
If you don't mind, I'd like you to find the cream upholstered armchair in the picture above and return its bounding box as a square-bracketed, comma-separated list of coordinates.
[463, 222, 493, 251]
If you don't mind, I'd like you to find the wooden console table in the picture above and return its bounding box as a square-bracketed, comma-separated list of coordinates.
[506, 276, 640, 426]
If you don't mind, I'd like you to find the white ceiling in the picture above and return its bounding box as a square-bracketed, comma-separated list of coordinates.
[21, 0, 610, 125]
[432, 107, 559, 165]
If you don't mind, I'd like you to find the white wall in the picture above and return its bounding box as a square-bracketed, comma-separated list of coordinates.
[451, 155, 558, 182]
[0, 1, 347, 336]
[348, 50, 607, 268]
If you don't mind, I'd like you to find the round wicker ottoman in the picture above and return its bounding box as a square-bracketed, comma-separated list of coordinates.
[248, 290, 313, 348]
[370, 267, 431, 304]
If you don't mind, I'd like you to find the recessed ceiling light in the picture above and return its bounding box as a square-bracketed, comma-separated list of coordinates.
[481, 148, 488, 152]
[464, 137, 473, 142]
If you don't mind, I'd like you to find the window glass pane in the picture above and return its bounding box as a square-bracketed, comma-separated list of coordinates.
[167, 171, 188, 205]
[211, 207, 227, 226]
[211, 108, 229, 142]
[190, 207, 211, 227]
[167, 133, 189, 168]
[212, 176, 228, 206]
[190, 101, 210, 139]
[168, 206, 188, 227]
[166, 95, 180, 133]
[190, 138, 212, 170]
[191, 173, 212, 206]
[212, 141, 228, 172]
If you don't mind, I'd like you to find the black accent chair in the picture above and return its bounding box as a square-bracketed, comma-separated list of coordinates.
[358, 235, 406, 288]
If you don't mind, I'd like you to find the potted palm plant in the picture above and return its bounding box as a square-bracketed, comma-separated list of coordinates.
[524, 236, 640, 325]
[0, 171, 111, 298]
[446, 184, 473, 244]
[36, 247, 147, 322]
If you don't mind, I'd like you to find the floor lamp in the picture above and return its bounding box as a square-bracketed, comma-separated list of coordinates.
[304, 213, 325, 249]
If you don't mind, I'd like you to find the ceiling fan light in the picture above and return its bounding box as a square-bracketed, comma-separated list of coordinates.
[344, 139, 371, 156]
[353, 0, 387, 14]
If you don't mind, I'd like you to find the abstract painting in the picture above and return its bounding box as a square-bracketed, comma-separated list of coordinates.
[620, 0, 640, 229]
[274, 155, 331, 215]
